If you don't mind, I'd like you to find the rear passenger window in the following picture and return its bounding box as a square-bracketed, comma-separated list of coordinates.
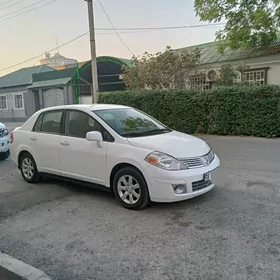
[33, 113, 44, 132]
[41, 111, 63, 134]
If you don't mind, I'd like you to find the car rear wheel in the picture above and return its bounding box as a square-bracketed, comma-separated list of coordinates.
[113, 167, 150, 210]
[0, 149, 10, 161]
[19, 152, 42, 183]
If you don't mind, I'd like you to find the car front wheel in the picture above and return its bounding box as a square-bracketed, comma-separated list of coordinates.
[19, 152, 41, 183]
[113, 167, 150, 210]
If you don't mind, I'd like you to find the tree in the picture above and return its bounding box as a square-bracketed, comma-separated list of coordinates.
[122, 46, 201, 90]
[194, 0, 280, 52]
[216, 63, 249, 86]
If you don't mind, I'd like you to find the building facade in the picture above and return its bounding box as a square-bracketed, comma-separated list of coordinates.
[181, 40, 280, 90]
[40, 52, 78, 69]
[0, 56, 131, 122]
[78, 56, 131, 103]
[0, 65, 54, 122]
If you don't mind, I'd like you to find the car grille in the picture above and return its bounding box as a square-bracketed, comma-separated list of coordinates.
[192, 178, 212, 192]
[0, 129, 3, 138]
[180, 150, 215, 169]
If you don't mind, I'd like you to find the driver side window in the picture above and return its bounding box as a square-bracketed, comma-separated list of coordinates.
[65, 110, 113, 141]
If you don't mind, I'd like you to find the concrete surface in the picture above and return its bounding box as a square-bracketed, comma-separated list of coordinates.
[0, 136, 280, 280]
[0, 253, 51, 280]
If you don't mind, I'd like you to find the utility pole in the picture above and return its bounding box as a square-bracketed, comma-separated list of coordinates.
[85, 0, 99, 103]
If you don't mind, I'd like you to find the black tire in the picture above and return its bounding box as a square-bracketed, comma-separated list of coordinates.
[19, 152, 42, 183]
[112, 167, 150, 210]
[0, 149, 10, 161]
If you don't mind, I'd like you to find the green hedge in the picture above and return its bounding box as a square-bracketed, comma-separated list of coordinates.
[99, 85, 280, 137]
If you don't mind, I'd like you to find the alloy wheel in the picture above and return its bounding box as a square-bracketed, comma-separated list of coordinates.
[22, 157, 34, 180]
[117, 175, 141, 205]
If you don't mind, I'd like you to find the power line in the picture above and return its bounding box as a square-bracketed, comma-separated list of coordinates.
[95, 24, 224, 35]
[95, 27, 218, 35]
[0, 0, 49, 19]
[97, 0, 134, 56]
[0, 0, 28, 12]
[0, 23, 225, 72]
[0, 31, 89, 72]
[0, 0, 19, 7]
[0, 0, 58, 23]
[95, 23, 225, 31]
[96, 26, 223, 35]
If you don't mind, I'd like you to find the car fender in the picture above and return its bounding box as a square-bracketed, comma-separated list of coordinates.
[15, 144, 37, 167]
[105, 144, 152, 187]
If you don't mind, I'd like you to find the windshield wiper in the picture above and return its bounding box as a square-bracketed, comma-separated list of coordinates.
[122, 128, 171, 137]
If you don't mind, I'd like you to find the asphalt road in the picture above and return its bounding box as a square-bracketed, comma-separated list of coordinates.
[0, 136, 280, 280]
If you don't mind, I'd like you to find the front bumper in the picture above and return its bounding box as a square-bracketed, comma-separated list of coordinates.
[0, 136, 10, 153]
[145, 155, 220, 202]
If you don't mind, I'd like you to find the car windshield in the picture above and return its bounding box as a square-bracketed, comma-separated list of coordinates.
[94, 108, 172, 137]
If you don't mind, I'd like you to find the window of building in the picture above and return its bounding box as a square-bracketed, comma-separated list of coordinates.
[14, 94, 24, 109]
[243, 68, 268, 85]
[189, 75, 211, 90]
[0, 95, 7, 110]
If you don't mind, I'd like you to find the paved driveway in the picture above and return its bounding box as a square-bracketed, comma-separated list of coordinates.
[0, 136, 280, 280]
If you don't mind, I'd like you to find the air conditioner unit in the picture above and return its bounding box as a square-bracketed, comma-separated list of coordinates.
[206, 68, 220, 82]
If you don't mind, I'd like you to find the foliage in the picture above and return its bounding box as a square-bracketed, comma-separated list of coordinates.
[99, 86, 280, 138]
[122, 46, 201, 90]
[194, 0, 280, 52]
[216, 63, 249, 86]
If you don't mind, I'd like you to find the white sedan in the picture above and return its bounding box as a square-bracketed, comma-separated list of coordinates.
[10, 104, 220, 210]
[0, 122, 10, 161]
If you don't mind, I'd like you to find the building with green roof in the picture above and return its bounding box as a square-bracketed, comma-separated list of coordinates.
[180, 39, 280, 90]
[0, 65, 54, 122]
[77, 56, 132, 92]
[25, 55, 132, 113]
[0, 55, 132, 121]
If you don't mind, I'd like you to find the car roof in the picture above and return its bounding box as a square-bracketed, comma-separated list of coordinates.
[37, 104, 131, 113]
[90, 104, 131, 111]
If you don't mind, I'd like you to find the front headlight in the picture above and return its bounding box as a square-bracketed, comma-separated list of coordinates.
[145, 151, 187, 171]
[3, 128, 9, 136]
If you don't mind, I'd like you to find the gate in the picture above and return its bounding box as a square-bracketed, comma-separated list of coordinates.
[43, 88, 64, 108]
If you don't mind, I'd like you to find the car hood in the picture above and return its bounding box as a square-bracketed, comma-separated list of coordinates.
[127, 130, 210, 158]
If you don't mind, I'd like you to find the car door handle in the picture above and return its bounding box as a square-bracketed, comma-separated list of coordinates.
[60, 141, 69, 146]
[30, 137, 37, 141]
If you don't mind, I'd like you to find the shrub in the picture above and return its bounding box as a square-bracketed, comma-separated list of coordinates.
[99, 85, 280, 137]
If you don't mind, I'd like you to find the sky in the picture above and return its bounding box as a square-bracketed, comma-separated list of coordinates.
[0, 0, 223, 76]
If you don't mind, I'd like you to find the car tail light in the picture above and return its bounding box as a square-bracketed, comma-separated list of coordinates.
[10, 132, 14, 144]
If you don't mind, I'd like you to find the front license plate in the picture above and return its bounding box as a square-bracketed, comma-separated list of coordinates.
[204, 173, 210, 181]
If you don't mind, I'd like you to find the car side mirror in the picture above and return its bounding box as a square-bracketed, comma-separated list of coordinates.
[86, 131, 103, 147]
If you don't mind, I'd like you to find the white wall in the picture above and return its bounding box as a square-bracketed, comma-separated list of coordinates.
[40, 59, 77, 67]
[0, 91, 26, 121]
[266, 63, 280, 84]
[79, 96, 92, 104]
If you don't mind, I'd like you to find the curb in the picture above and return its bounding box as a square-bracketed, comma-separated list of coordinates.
[0, 253, 52, 280]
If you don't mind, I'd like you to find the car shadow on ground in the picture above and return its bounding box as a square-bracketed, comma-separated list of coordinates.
[41, 175, 218, 212]
[41, 176, 116, 199]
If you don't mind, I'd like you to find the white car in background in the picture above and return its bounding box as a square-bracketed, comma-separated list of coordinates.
[10, 104, 220, 210]
[0, 122, 10, 161]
